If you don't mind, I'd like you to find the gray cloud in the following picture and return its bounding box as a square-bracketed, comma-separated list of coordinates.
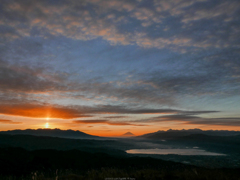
[133, 48, 240, 98]
[104, 116, 129, 119]
[72, 119, 146, 126]
[84, 105, 179, 114]
[139, 114, 240, 127]
[0, 0, 239, 50]
[187, 118, 240, 126]
[1, 45, 239, 106]
[72, 109, 236, 127]
[0, 58, 72, 94]
[0, 95, 218, 119]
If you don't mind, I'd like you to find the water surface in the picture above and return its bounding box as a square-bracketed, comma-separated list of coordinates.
[126, 148, 226, 156]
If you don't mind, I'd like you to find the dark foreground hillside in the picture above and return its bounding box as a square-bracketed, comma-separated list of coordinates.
[1, 133, 240, 179]
[0, 147, 240, 180]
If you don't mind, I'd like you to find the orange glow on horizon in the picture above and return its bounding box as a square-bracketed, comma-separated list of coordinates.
[0, 114, 240, 136]
[0, 104, 91, 119]
[0, 124, 240, 137]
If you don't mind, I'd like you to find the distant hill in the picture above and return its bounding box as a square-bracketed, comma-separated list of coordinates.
[122, 132, 135, 136]
[139, 129, 240, 139]
[0, 128, 101, 139]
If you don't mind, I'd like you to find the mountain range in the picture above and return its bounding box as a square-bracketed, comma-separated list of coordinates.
[1, 128, 240, 140]
[138, 129, 240, 139]
[0, 128, 101, 139]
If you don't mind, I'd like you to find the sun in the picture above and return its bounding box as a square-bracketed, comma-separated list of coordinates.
[45, 117, 50, 128]
[45, 122, 49, 128]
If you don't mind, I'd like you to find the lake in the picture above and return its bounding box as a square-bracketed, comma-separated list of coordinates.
[126, 148, 226, 156]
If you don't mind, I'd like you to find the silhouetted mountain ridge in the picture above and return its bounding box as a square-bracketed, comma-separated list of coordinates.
[0, 128, 101, 139]
[139, 129, 240, 139]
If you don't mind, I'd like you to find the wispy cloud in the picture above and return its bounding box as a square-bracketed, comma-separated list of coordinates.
[104, 116, 129, 119]
[185, 118, 240, 126]
[138, 113, 240, 127]
[0, 98, 216, 119]
[0, 119, 22, 124]
[0, 59, 70, 93]
[72, 119, 146, 126]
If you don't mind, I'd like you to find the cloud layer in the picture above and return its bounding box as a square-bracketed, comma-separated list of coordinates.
[138, 113, 240, 127]
[1, 0, 239, 50]
[72, 120, 145, 126]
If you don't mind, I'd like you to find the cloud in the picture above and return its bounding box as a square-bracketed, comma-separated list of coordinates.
[84, 105, 180, 114]
[72, 119, 146, 126]
[0, 59, 172, 105]
[1, 45, 239, 107]
[139, 113, 240, 127]
[1, 0, 239, 50]
[104, 116, 129, 119]
[73, 120, 108, 124]
[185, 118, 240, 126]
[150, 114, 201, 122]
[0, 98, 213, 119]
[0, 119, 22, 124]
[71, 79, 176, 105]
[180, 1, 240, 23]
[0, 60, 70, 94]
[0, 63, 229, 107]
[72, 109, 227, 126]
[133, 48, 240, 98]
[0, 92, 237, 127]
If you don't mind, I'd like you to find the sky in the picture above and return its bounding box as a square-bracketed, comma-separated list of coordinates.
[0, 0, 240, 136]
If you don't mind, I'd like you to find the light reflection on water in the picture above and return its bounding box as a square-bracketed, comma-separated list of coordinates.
[126, 148, 226, 156]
